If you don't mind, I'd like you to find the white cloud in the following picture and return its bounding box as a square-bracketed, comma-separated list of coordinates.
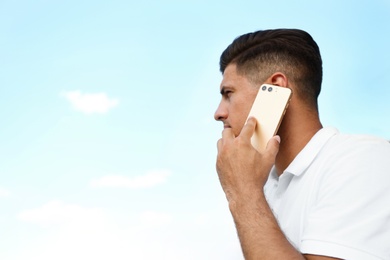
[17, 200, 106, 227]
[89, 169, 171, 189]
[0, 187, 10, 198]
[11, 200, 242, 260]
[61, 90, 119, 115]
[10, 209, 196, 260]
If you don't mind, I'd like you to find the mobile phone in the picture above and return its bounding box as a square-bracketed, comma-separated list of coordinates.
[246, 84, 292, 152]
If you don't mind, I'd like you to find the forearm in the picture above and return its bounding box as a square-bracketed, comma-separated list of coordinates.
[216, 121, 337, 260]
[229, 193, 305, 260]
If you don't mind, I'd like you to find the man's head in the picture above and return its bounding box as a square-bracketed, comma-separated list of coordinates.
[215, 29, 323, 135]
[220, 29, 322, 107]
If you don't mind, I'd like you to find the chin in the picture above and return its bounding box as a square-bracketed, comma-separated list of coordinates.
[233, 128, 241, 137]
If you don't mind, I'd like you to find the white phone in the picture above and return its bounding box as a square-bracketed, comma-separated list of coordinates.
[246, 84, 292, 152]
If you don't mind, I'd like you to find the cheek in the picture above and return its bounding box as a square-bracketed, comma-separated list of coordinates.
[235, 119, 247, 136]
[231, 108, 250, 136]
[234, 100, 254, 135]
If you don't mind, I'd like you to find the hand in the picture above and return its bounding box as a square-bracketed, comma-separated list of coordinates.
[216, 117, 280, 203]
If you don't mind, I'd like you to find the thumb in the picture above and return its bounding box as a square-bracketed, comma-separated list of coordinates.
[265, 135, 281, 160]
[239, 117, 257, 140]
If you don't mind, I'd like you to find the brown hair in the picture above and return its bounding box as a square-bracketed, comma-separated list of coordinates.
[220, 29, 323, 108]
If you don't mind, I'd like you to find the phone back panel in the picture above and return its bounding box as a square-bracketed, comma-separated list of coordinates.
[247, 84, 292, 152]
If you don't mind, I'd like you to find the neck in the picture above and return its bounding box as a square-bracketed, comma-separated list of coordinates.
[274, 105, 322, 175]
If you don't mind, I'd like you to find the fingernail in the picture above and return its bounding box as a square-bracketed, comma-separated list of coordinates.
[274, 135, 281, 143]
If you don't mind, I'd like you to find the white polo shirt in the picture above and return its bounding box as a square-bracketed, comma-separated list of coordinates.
[264, 127, 390, 260]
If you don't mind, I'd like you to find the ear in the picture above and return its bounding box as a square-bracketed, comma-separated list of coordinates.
[264, 72, 288, 87]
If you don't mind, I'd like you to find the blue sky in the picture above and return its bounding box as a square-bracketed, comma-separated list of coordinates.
[0, 0, 389, 259]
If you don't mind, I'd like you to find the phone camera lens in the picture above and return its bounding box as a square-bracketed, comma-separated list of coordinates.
[262, 86, 267, 91]
[268, 87, 273, 92]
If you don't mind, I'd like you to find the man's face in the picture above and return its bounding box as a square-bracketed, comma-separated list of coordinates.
[214, 64, 259, 136]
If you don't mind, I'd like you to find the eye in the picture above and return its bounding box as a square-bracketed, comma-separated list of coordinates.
[220, 87, 234, 99]
[224, 90, 233, 98]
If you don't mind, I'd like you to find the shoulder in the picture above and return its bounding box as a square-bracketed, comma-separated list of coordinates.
[319, 130, 390, 173]
[308, 129, 390, 222]
[306, 128, 390, 217]
[300, 129, 390, 259]
[325, 130, 390, 153]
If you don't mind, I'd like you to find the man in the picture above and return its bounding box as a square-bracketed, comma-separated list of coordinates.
[214, 29, 390, 260]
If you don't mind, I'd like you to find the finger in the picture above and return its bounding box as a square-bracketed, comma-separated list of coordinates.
[222, 127, 234, 140]
[239, 117, 257, 140]
[218, 128, 234, 153]
[217, 138, 222, 152]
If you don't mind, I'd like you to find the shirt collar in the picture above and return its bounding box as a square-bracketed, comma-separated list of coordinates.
[283, 127, 339, 177]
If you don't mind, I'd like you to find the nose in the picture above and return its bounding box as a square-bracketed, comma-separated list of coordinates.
[214, 101, 228, 121]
